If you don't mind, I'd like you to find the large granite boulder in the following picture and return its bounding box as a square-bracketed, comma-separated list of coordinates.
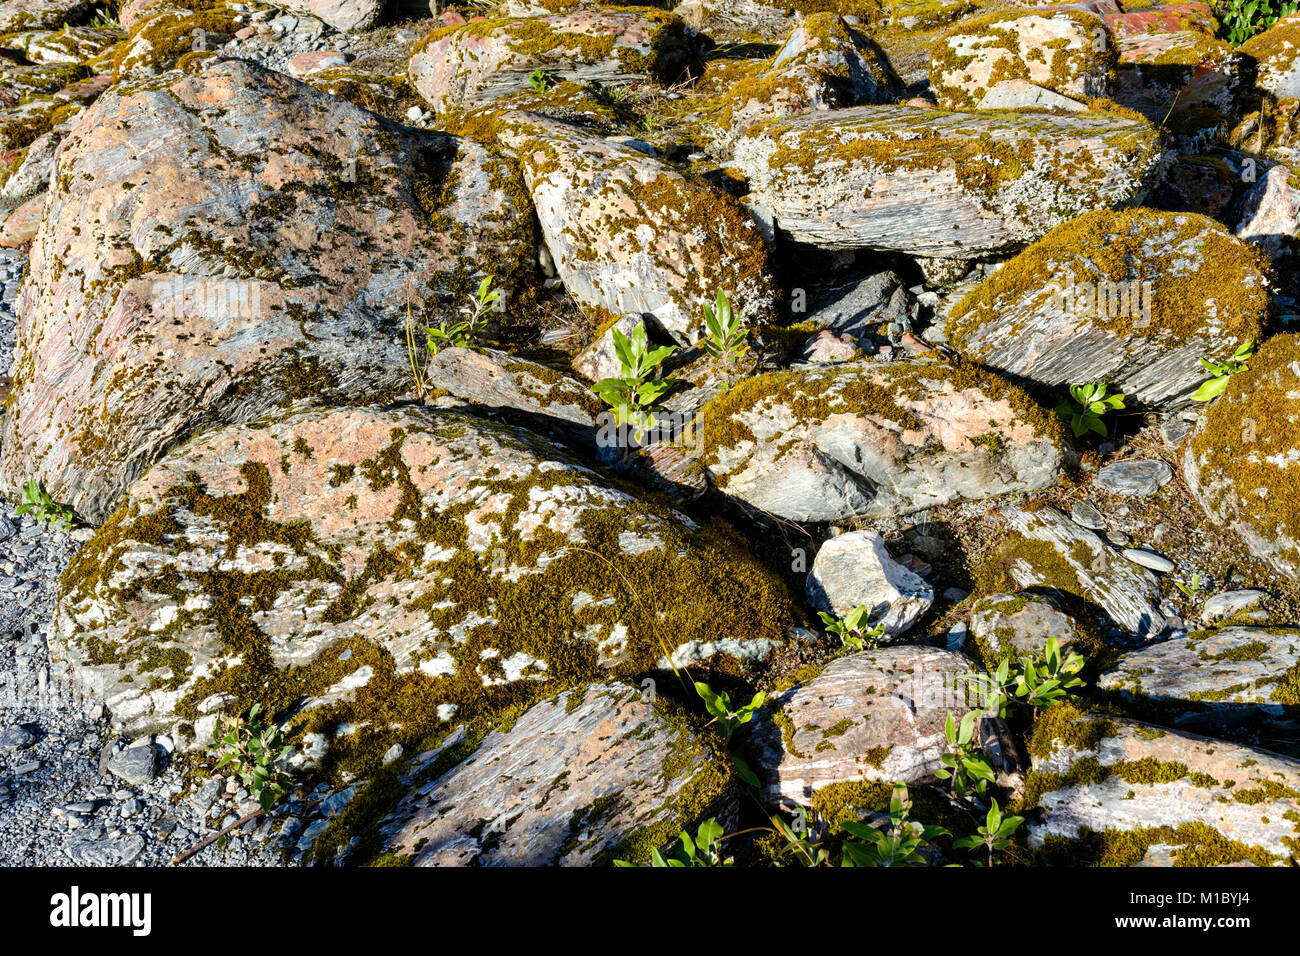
[496, 112, 776, 344]
[276, 0, 384, 32]
[696, 357, 1065, 522]
[730, 105, 1164, 257]
[370, 683, 730, 866]
[408, 10, 709, 114]
[929, 10, 1116, 110]
[51, 405, 800, 768]
[1026, 705, 1300, 865]
[751, 647, 982, 809]
[1184, 334, 1300, 578]
[0, 59, 536, 523]
[946, 209, 1268, 408]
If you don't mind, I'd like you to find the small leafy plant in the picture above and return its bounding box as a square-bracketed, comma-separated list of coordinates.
[15, 478, 75, 532]
[1010, 635, 1086, 714]
[528, 68, 553, 92]
[700, 290, 749, 365]
[770, 813, 831, 867]
[1054, 381, 1125, 438]
[1191, 340, 1254, 402]
[818, 604, 887, 651]
[953, 798, 1023, 867]
[210, 704, 294, 811]
[840, 783, 950, 867]
[937, 711, 996, 800]
[405, 276, 501, 397]
[694, 681, 765, 745]
[615, 819, 729, 867]
[1221, 0, 1298, 45]
[1174, 572, 1203, 603]
[589, 324, 677, 441]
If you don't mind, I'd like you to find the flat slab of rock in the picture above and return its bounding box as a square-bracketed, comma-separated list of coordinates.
[51, 405, 797, 755]
[1027, 708, 1300, 864]
[697, 357, 1064, 522]
[968, 592, 1096, 665]
[1201, 590, 1268, 627]
[376, 683, 728, 865]
[987, 505, 1165, 637]
[976, 79, 1086, 111]
[1100, 626, 1300, 733]
[806, 530, 933, 640]
[731, 105, 1162, 257]
[0, 59, 534, 523]
[1095, 459, 1173, 496]
[946, 210, 1267, 407]
[1184, 334, 1300, 577]
[751, 647, 981, 808]
[497, 112, 776, 344]
[409, 10, 707, 114]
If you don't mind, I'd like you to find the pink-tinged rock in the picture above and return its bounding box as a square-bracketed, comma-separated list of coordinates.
[800, 329, 861, 363]
[375, 683, 730, 866]
[497, 111, 776, 345]
[1027, 711, 1300, 864]
[286, 50, 350, 77]
[0, 193, 41, 247]
[276, 0, 384, 33]
[119, 0, 168, 29]
[1099, 0, 1219, 36]
[1236, 163, 1300, 258]
[0, 59, 534, 523]
[409, 10, 708, 114]
[697, 358, 1064, 522]
[54, 73, 113, 103]
[751, 647, 982, 808]
[52, 404, 798, 749]
[1113, 30, 1241, 123]
[234, 25, 257, 39]
[929, 10, 1115, 109]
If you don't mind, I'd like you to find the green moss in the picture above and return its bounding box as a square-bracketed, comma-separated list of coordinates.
[1037, 822, 1282, 866]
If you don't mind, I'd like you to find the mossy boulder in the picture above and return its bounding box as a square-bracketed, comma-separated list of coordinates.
[0, 128, 58, 201]
[369, 682, 731, 866]
[0, 58, 536, 524]
[929, 10, 1116, 110]
[1243, 15, 1300, 100]
[50, 404, 800, 774]
[730, 104, 1163, 257]
[749, 646, 982, 809]
[497, 111, 776, 345]
[977, 505, 1166, 638]
[946, 209, 1268, 408]
[1184, 334, 1300, 578]
[1114, 29, 1241, 124]
[715, 13, 902, 139]
[0, 0, 97, 35]
[968, 591, 1103, 669]
[111, 0, 252, 81]
[696, 357, 1065, 522]
[888, 0, 972, 31]
[10, 26, 122, 64]
[408, 9, 709, 114]
[1026, 705, 1300, 865]
[1099, 626, 1300, 742]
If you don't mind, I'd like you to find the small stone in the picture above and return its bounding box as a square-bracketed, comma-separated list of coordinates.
[106, 744, 158, 786]
[12, 760, 39, 775]
[1095, 460, 1173, 497]
[1122, 548, 1176, 574]
[806, 530, 934, 640]
[382, 743, 404, 765]
[0, 725, 35, 751]
[64, 832, 145, 866]
[1107, 530, 1131, 547]
[1069, 500, 1106, 531]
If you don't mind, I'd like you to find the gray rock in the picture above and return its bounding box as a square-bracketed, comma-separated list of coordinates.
[106, 744, 158, 787]
[968, 592, 1093, 663]
[1122, 547, 1175, 574]
[572, 314, 645, 383]
[1200, 589, 1268, 627]
[0, 725, 35, 751]
[1095, 460, 1173, 497]
[976, 79, 1087, 111]
[804, 270, 912, 341]
[63, 832, 145, 866]
[806, 530, 933, 640]
[1069, 500, 1106, 531]
[376, 683, 728, 866]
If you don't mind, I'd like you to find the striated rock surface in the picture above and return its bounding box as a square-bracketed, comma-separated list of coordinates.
[751, 647, 982, 809]
[498, 111, 776, 344]
[697, 357, 1065, 522]
[374, 683, 729, 866]
[806, 530, 933, 640]
[946, 209, 1268, 407]
[730, 105, 1164, 257]
[968, 591, 1099, 666]
[0, 59, 535, 522]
